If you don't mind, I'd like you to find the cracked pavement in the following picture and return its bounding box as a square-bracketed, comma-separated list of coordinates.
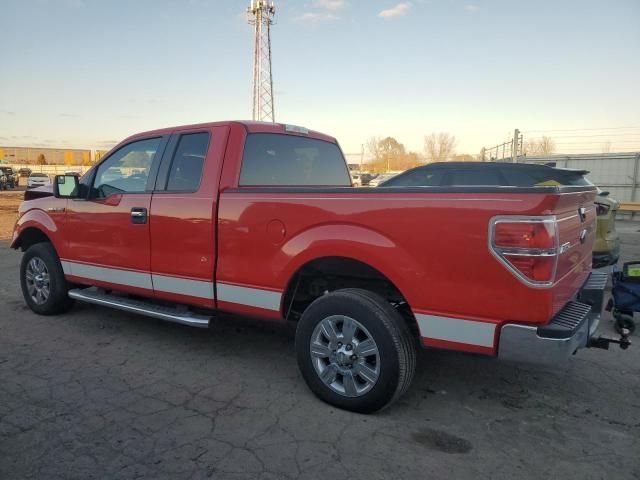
[1, 224, 639, 479]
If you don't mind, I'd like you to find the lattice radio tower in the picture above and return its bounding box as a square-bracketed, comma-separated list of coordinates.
[247, 1, 276, 122]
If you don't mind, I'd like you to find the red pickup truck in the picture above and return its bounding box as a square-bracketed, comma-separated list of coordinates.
[11, 121, 624, 412]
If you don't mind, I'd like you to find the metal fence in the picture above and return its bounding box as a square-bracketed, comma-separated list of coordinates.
[3, 164, 92, 176]
[519, 152, 640, 204]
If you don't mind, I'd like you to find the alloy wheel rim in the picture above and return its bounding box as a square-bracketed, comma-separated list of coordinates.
[25, 257, 50, 305]
[310, 315, 381, 397]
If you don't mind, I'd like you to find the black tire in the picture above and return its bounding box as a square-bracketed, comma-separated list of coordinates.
[614, 313, 636, 335]
[295, 288, 416, 413]
[20, 242, 74, 315]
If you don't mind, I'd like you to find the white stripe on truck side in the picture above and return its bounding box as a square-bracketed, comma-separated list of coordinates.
[152, 274, 215, 300]
[415, 313, 496, 348]
[216, 282, 282, 311]
[60, 260, 281, 312]
[61, 261, 153, 290]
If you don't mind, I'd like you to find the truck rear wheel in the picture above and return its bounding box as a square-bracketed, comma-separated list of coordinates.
[20, 242, 74, 315]
[295, 288, 416, 413]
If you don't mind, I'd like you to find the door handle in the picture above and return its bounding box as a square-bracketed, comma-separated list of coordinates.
[131, 207, 148, 224]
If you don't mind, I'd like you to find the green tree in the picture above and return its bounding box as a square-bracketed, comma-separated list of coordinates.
[37, 153, 47, 165]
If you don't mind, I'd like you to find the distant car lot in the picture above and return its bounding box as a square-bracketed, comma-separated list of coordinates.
[0, 188, 638, 479]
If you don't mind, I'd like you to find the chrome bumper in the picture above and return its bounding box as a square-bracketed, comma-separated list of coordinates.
[498, 272, 608, 365]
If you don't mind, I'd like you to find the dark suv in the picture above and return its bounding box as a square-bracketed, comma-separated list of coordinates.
[0, 167, 17, 188]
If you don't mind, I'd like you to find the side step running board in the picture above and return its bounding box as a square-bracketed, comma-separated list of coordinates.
[68, 288, 210, 328]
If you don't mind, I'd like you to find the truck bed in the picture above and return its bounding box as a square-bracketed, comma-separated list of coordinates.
[217, 184, 597, 353]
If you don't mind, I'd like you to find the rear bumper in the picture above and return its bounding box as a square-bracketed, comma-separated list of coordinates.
[498, 271, 608, 364]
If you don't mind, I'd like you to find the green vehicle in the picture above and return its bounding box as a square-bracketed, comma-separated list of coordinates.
[592, 191, 620, 268]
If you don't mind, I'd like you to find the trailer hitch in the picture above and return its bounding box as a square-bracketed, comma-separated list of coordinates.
[589, 328, 631, 351]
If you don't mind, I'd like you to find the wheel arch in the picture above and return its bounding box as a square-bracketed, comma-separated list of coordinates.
[281, 255, 419, 335]
[11, 211, 60, 252]
[13, 226, 53, 250]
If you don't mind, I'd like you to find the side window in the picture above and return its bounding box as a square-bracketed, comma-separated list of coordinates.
[447, 168, 502, 186]
[93, 137, 161, 198]
[166, 132, 210, 192]
[386, 169, 444, 187]
[500, 168, 537, 187]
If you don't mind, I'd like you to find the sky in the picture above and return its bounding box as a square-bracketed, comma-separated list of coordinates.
[1, 0, 639, 157]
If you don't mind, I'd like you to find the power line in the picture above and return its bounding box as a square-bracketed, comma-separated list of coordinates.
[551, 147, 640, 152]
[546, 141, 640, 145]
[526, 133, 640, 139]
[522, 126, 640, 133]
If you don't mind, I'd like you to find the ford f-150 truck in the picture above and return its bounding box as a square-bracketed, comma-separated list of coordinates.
[11, 121, 628, 413]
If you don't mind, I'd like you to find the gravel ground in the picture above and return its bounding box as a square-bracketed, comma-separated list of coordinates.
[0, 200, 639, 479]
[0, 190, 22, 241]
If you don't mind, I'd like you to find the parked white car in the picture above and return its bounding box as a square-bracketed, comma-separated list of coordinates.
[369, 173, 398, 187]
[27, 172, 52, 189]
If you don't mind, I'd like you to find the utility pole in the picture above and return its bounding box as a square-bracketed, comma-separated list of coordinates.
[248, 1, 276, 122]
[512, 128, 520, 162]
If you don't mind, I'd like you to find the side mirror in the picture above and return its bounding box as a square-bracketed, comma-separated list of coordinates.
[54, 175, 80, 198]
[598, 190, 610, 197]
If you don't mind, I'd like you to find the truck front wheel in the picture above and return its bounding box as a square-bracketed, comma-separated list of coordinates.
[295, 288, 416, 413]
[20, 243, 74, 315]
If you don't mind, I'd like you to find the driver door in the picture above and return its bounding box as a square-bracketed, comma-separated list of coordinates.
[63, 136, 168, 296]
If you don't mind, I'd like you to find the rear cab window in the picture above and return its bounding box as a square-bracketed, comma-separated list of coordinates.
[239, 133, 351, 186]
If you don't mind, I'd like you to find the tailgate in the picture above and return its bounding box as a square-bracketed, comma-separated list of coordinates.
[550, 189, 597, 315]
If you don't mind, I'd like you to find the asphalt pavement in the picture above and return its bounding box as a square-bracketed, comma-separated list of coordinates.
[0, 223, 639, 479]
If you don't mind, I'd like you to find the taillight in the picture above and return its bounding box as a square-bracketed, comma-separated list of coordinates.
[494, 221, 555, 250]
[595, 203, 610, 216]
[490, 216, 558, 287]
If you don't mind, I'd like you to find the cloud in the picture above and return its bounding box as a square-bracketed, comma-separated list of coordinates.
[464, 4, 479, 13]
[2, 111, 16, 116]
[294, 12, 339, 23]
[58, 113, 80, 118]
[313, 0, 346, 10]
[378, 2, 411, 19]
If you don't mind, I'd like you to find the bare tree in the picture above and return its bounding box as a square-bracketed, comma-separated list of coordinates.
[424, 133, 457, 162]
[538, 136, 556, 155]
[366, 136, 382, 163]
[37, 153, 47, 165]
[365, 136, 411, 173]
[524, 136, 556, 156]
